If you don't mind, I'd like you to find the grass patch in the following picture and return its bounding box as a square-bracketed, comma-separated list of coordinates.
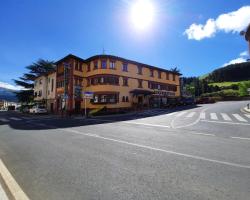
[208, 81, 242, 87]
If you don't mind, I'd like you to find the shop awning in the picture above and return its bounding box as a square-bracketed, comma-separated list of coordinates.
[130, 89, 153, 96]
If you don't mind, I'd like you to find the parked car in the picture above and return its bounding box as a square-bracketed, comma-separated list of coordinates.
[179, 97, 195, 106]
[196, 97, 216, 104]
[29, 105, 47, 114]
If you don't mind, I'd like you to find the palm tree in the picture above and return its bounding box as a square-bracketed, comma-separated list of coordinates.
[14, 59, 55, 103]
[170, 67, 181, 74]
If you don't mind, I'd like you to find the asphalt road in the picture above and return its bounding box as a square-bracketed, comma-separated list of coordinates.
[0, 101, 250, 200]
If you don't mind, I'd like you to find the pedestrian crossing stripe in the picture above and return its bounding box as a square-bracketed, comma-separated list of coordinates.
[221, 113, 232, 121]
[210, 113, 218, 120]
[245, 114, 250, 119]
[200, 112, 205, 119]
[232, 114, 248, 122]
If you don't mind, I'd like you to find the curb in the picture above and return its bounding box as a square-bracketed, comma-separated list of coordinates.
[241, 107, 250, 114]
[0, 159, 29, 200]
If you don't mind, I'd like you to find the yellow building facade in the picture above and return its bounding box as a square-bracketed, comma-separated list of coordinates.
[55, 54, 181, 113]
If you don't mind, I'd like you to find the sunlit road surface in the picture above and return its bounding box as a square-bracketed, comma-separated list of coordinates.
[0, 101, 249, 200]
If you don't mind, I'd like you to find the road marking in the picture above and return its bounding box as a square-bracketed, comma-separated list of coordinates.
[200, 112, 206, 119]
[9, 117, 21, 121]
[0, 159, 30, 200]
[123, 121, 170, 128]
[186, 112, 196, 118]
[231, 136, 250, 141]
[210, 113, 218, 120]
[190, 132, 215, 137]
[221, 113, 232, 121]
[0, 183, 8, 200]
[232, 114, 248, 122]
[201, 120, 250, 126]
[0, 118, 9, 122]
[65, 129, 250, 169]
[244, 114, 250, 119]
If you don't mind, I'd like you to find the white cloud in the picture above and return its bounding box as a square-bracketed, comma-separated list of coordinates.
[222, 51, 248, 66]
[184, 6, 250, 40]
[240, 51, 248, 57]
[0, 81, 24, 91]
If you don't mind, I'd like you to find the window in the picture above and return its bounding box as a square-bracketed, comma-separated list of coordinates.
[101, 60, 107, 69]
[39, 79, 42, 84]
[92, 93, 118, 104]
[51, 79, 54, 92]
[38, 90, 42, 97]
[148, 81, 177, 91]
[158, 71, 161, 79]
[34, 92, 37, 97]
[110, 61, 115, 69]
[123, 77, 128, 86]
[48, 78, 50, 83]
[94, 61, 98, 70]
[75, 61, 79, 71]
[126, 96, 129, 102]
[166, 72, 169, 80]
[150, 69, 154, 77]
[87, 64, 91, 72]
[79, 63, 82, 71]
[90, 75, 119, 85]
[137, 66, 142, 75]
[122, 63, 128, 72]
[173, 74, 176, 81]
[138, 80, 143, 88]
[122, 96, 125, 102]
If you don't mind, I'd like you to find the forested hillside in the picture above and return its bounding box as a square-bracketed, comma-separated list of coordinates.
[206, 62, 250, 82]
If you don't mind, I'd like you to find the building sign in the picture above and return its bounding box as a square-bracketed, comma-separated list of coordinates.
[83, 91, 94, 99]
[153, 90, 175, 97]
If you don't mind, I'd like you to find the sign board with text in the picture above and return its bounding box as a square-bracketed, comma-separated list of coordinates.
[83, 91, 94, 99]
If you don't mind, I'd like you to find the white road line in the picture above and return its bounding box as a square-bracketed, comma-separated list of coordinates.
[9, 117, 21, 121]
[123, 121, 170, 128]
[0, 159, 30, 200]
[64, 129, 250, 169]
[201, 120, 250, 126]
[221, 113, 232, 121]
[231, 136, 250, 141]
[0, 183, 8, 200]
[0, 118, 9, 122]
[186, 112, 196, 118]
[232, 114, 248, 122]
[244, 114, 250, 119]
[190, 132, 215, 137]
[176, 111, 187, 117]
[200, 112, 206, 120]
[210, 113, 218, 120]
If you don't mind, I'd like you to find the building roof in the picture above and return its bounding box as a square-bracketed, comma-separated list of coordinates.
[55, 54, 182, 76]
[55, 54, 85, 64]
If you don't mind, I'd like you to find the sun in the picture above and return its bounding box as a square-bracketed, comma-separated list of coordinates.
[130, 0, 155, 31]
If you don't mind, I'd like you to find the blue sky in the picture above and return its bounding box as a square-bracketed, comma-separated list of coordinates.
[0, 0, 250, 87]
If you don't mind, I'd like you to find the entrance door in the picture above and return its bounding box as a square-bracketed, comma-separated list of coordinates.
[50, 103, 54, 113]
[75, 101, 81, 114]
[138, 96, 143, 104]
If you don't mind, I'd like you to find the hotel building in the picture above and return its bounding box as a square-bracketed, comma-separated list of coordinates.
[54, 54, 181, 113]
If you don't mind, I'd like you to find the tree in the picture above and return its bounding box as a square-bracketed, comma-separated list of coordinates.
[14, 59, 55, 103]
[170, 67, 180, 74]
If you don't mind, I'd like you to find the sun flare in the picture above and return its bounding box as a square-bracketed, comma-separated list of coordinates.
[130, 0, 155, 31]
